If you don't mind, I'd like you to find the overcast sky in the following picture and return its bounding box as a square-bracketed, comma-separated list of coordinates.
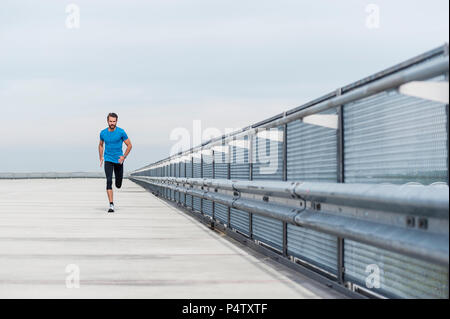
[1, 0, 448, 172]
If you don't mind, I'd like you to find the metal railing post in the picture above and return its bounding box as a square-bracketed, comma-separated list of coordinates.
[444, 61, 449, 302]
[283, 222, 288, 257]
[283, 124, 288, 181]
[249, 134, 254, 181]
[248, 134, 253, 238]
[337, 88, 344, 184]
[227, 140, 231, 228]
[212, 149, 215, 221]
[191, 155, 194, 210]
[178, 160, 181, 204]
[200, 149, 203, 213]
[337, 237, 345, 284]
[444, 45, 449, 187]
[184, 159, 187, 205]
[282, 122, 288, 256]
[336, 87, 345, 284]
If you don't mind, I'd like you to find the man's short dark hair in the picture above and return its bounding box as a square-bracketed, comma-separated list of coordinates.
[107, 112, 118, 120]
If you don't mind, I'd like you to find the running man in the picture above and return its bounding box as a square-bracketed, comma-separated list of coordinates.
[99, 112, 132, 213]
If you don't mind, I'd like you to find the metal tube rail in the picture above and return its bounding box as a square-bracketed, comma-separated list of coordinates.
[131, 176, 449, 266]
[138, 176, 449, 218]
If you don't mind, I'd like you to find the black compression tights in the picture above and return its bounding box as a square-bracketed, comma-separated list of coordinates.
[104, 161, 124, 190]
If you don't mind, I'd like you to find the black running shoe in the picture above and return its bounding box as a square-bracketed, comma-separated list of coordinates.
[108, 203, 115, 213]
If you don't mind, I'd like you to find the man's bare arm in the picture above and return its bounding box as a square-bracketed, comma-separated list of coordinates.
[119, 139, 132, 164]
[99, 139, 104, 167]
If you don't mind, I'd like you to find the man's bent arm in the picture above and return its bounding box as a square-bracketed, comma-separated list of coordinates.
[123, 139, 132, 158]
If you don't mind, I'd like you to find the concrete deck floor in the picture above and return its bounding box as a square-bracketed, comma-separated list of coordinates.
[0, 178, 345, 298]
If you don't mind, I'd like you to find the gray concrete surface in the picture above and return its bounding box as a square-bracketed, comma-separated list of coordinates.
[0, 178, 346, 298]
[0, 172, 111, 179]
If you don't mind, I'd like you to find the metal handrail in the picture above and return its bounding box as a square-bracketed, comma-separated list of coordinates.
[131, 176, 449, 266]
[135, 176, 449, 217]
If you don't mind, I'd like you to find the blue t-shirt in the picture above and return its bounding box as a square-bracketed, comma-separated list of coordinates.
[100, 127, 129, 164]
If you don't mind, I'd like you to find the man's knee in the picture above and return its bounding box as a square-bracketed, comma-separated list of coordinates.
[115, 180, 122, 189]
